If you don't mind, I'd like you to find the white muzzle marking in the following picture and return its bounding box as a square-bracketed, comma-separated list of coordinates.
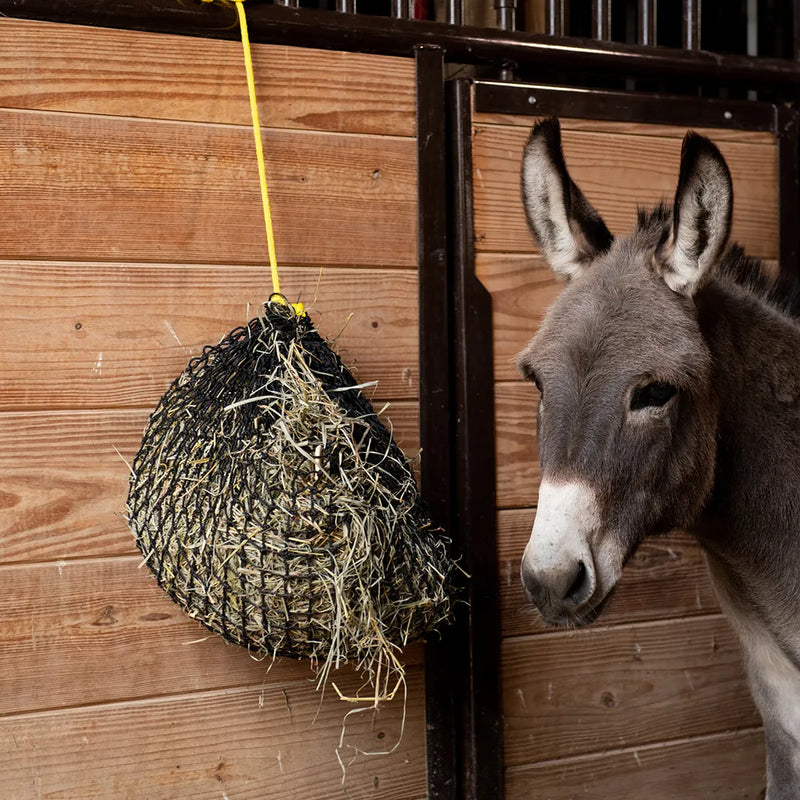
[522, 479, 600, 576]
[520, 478, 626, 619]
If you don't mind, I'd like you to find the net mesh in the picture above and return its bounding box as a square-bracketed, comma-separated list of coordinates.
[127, 301, 456, 695]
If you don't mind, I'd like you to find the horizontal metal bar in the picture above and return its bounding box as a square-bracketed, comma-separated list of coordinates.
[7, 0, 800, 89]
[474, 80, 777, 132]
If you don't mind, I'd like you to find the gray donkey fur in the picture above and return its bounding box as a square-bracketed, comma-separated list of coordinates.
[517, 117, 800, 798]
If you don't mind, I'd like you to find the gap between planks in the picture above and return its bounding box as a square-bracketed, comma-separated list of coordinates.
[0, 661, 423, 723]
[504, 723, 765, 775]
[501, 610, 728, 645]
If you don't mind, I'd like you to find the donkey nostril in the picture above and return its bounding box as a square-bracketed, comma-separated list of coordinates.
[565, 560, 591, 605]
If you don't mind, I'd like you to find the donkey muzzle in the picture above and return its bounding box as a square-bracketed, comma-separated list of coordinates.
[520, 479, 605, 625]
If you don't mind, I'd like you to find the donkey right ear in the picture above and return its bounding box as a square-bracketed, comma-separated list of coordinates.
[521, 118, 613, 281]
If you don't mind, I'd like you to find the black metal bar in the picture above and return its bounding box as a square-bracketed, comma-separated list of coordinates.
[10, 1, 800, 90]
[592, 0, 611, 41]
[794, 0, 800, 60]
[683, 0, 701, 50]
[335, 0, 356, 11]
[495, 0, 517, 32]
[776, 106, 800, 285]
[638, 0, 656, 46]
[474, 80, 777, 132]
[449, 77, 505, 800]
[416, 46, 461, 800]
[392, 0, 409, 20]
[446, 0, 463, 26]
[546, 0, 566, 36]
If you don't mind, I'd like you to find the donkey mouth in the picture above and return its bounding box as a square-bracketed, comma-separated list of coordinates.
[522, 580, 616, 629]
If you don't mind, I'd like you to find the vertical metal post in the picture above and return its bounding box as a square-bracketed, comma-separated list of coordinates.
[776, 106, 800, 287]
[449, 77, 505, 800]
[592, 0, 611, 40]
[446, 0, 464, 26]
[392, 0, 410, 19]
[495, 0, 517, 31]
[274, 0, 300, 7]
[335, 0, 356, 12]
[683, 0, 701, 50]
[416, 45, 460, 800]
[546, 0, 566, 36]
[794, 0, 800, 60]
[638, 0, 657, 45]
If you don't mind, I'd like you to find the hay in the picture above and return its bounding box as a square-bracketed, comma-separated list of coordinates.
[127, 300, 457, 700]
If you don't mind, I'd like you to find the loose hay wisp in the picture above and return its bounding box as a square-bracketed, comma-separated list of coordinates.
[127, 300, 457, 701]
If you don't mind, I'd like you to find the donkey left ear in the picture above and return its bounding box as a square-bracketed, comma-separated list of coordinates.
[521, 118, 613, 281]
[658, 132, 733, 297]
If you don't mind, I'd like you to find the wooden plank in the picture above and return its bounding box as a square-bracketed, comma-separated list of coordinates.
[0, 664, 427, 800]
[476, 252, 561, 382]
[505, 728, 766, 799]
[0, 262, 420, 410]
[0, 556, 424, 716]
[0, 109, 416, 267]
[474, 112, 776, 144]
[0, 19, 416, 137]
[495, 381, 539, 510]
[0, 403, 420, 565]
[502, 615, 760, 767]
[498, 510, 720, 637]
[473, 125, 778, 259]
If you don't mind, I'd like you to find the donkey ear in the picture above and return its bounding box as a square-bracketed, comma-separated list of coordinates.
[521, 117, 613, 281]
[658, 132, 733, 297]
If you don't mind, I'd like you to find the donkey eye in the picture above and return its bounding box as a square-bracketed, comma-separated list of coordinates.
[630, 381, 677, 411]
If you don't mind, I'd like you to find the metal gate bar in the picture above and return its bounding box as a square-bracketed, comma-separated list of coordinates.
[9, 1, 800, 92]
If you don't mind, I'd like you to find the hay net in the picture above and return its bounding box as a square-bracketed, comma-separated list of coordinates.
[127, 300, 456, 697]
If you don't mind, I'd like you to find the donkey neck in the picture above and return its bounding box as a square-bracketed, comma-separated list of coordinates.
[695, 275, 800, 638]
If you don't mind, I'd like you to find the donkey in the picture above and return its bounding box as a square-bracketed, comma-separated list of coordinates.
[517, 117, 800, 799]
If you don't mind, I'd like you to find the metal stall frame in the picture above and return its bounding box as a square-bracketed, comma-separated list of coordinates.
[6, 4, 800, 799]
[446, 77, 800, 800]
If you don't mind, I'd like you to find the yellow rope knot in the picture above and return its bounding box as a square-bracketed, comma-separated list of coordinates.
[202, 0, 304, 316]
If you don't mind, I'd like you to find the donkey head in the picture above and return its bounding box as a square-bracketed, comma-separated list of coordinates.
[517, 118, 730, 626]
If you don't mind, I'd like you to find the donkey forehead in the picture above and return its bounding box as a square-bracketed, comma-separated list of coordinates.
[528, 253, 709, 382]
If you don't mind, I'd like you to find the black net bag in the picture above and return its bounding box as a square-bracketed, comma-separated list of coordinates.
[127, 300, 456, 697]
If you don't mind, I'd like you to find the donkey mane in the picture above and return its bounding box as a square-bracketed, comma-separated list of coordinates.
[635, 203, 800, 320]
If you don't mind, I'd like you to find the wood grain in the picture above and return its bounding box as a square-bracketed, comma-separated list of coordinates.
[498, 510, 720, 637]
[473, 124, 777, 259]
[495, 381, 539, 509]
[0, 555, 424, 716]
[476, 252, 561, 382]
[505, 728, 766, 799]
[474, 112, 776, 144]
[0, 109, 416, 267]
[502, 614, 759, 766]
[0, 262, 420, 410]
[0, 663, 427, 800]
[0, 19, 416, 136]
[0, 403, 420, 566]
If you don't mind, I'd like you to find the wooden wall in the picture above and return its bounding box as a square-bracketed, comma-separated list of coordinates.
[0, 18, 428, 799]
[472, 112, 775, 797]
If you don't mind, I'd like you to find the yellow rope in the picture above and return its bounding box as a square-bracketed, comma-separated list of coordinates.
[203, 0, 303, 315]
